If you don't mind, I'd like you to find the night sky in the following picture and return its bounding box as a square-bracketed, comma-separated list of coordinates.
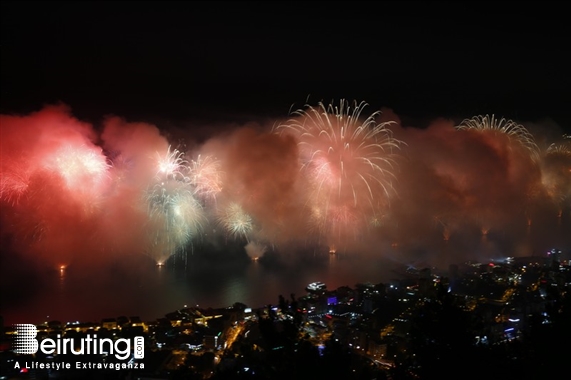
[1, 1, 569, 129]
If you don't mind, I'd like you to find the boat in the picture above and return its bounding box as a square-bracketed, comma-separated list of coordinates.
[306, 282, 327, 292]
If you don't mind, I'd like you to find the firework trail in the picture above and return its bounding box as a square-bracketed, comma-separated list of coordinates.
[1, 103, 570, 271]
[541, 141, 571, 217]
[275, 99, 404, 245]
[0, 106, 115, 266]
[144, 146, 205, 264]
[0, 158, 31, 206]
[155, 145, 189, 181]
[189, 154, 224, 203]
[546, 142, 571, 156]
[433, 212, 459, 241]
[145, 187, 205, 265]
[217, 202, 254, 241]
[453, 114, 551, 230]
[455, 114, 541, 162]
[44, 144, 111, 214]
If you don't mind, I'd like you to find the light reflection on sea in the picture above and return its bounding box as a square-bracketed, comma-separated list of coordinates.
[2, 213, 569, 325]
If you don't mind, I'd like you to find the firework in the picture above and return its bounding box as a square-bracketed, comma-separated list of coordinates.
[171, 190, 205, 236]
[44, 145, 110, 189]
[52, 146, 106, 181]
[4, 103, 571, 270]
[189, 154, 224, 202]
[218, 202, 253, 241]
[143, 146, 205, 264]
[0, 158, 31, 205]
[546, 142, 571, 156]
[433, 214, 456, 241]
[144, 182, 205, 264]
[155, 146, 189, 181]
[244, 240, 267, 260]
[275, 99, 404, 242]
[38, 144, 110, 216]
[541, 141, 571, 216]
[455, 115, 540, 162]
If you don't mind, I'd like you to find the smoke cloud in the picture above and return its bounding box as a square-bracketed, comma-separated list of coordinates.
[1, 102, 569, 273]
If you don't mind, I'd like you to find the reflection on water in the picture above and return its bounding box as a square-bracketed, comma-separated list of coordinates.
[58, 265, 66, 293]
[3, 214, 569, 325]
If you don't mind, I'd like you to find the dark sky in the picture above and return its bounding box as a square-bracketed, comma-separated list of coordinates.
[1, 1, 569, 128]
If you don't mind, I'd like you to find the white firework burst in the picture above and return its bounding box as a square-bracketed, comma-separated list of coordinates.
[155, 145, 189, 181]
[275, 99, 404, 240]
[218, 202, 253, 241]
